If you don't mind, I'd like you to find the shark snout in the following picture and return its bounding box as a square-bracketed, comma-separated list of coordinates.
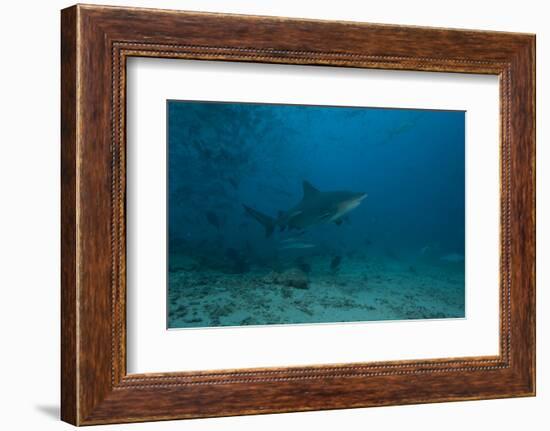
[337, 193, 367, 215]
[348, 193, 367, 206]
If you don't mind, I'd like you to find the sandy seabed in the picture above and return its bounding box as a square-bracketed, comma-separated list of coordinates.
[167, 253, 465, 329]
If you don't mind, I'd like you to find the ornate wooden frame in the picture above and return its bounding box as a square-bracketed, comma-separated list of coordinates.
[61, 4, 536, 425]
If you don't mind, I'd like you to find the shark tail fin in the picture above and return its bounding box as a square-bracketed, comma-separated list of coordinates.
[277, 211, 287, 232]
[243, 205, 276, 237]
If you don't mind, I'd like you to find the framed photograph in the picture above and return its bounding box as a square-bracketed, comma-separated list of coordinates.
[61, 4, 536, 425]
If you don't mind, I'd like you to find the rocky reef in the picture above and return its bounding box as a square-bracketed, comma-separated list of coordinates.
[262, 267, 309, 290]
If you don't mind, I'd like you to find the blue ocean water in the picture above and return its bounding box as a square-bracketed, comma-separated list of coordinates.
[167, 100, 465, 329]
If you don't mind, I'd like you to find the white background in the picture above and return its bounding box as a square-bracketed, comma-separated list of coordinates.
[0, 0, 547, 430]
[127, 59, 500, 373]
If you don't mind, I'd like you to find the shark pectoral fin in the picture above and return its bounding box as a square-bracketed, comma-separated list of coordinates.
[335, 216, 350, 226]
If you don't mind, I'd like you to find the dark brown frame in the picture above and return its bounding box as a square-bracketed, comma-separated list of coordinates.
[61, 4, 536, 426]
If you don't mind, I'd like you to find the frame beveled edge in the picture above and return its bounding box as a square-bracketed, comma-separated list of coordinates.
[61, 4, 535, 426]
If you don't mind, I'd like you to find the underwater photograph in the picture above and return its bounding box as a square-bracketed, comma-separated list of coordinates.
[167, 100, 465, 329]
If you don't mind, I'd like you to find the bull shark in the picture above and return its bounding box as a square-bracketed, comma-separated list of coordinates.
[243, 181, 367, 237]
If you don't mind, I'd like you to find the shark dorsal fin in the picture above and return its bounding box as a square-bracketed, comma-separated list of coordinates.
[302, 180, 320, 200]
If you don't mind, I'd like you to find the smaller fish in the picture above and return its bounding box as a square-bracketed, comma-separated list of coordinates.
[280, 234, 306, 243]
[280, 238, 296, 244]
[295, 258, 312, 274]
[279, 242, 316, 250]
[224, 247, 249, 274]
[440, 253, 464, 263]
[330, 256, 342, 271]
[225, 247, 240, 261]
[206, 211, 221, 230]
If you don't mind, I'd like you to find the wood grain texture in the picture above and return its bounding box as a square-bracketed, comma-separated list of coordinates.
[60, 4, 536, 425]
[60, 5, 78, 425]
